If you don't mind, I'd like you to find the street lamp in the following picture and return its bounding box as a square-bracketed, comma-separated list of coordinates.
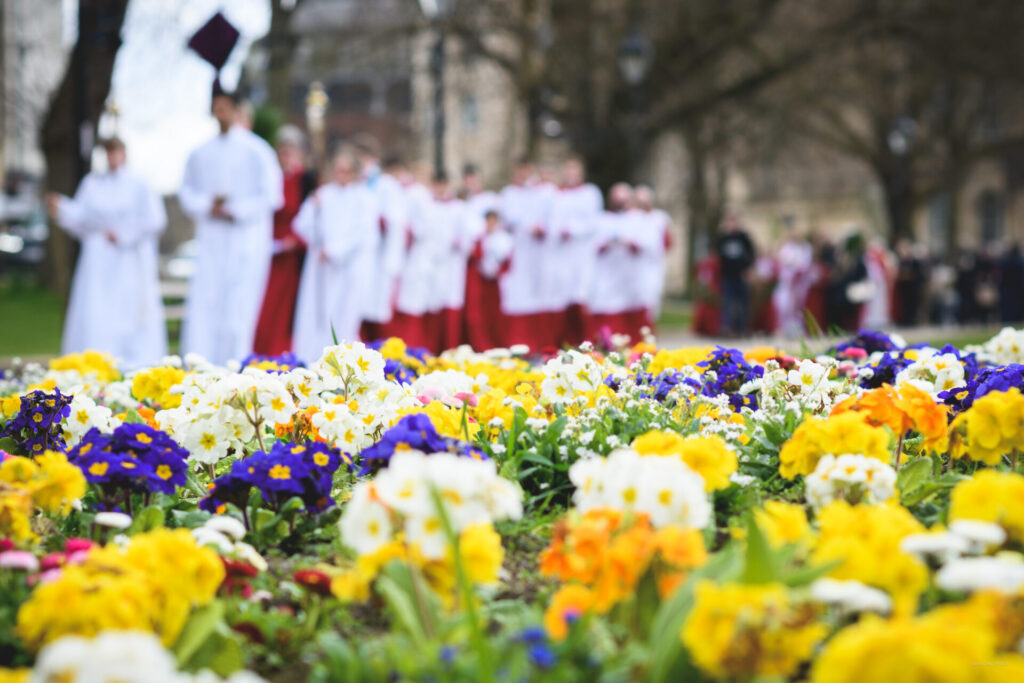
[305, 81, 330, 169]
[618, 26, 653, 181]
[418, 0, 454, 178]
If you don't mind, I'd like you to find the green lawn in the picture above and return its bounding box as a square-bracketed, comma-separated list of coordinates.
[0, 284, 64, 358]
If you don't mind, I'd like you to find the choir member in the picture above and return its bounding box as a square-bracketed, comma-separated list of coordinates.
[292, 148, 379, 362]
[253, 125, 314, 355]
[464, 210, 514, 350]
[179, 89, 283, 365]
[391, 168, 436, 350]
[633, 185, 672, 327]
[461, 163, 500, 226]
[499, 158, 554, 350]
[587, 184, 646, 342]
[547, 156, 603, 343]
[46, 137, 168, 368]
[352, 135, 408, 342]
[425, 174, 471, 351]
[771, 227, 814, 337]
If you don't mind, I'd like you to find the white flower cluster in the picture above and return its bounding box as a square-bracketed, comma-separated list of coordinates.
[411, 369, 489, 403]
[901, 520, 1007, 563]
[935, 555, 1024, 594]
[568, 448, 711, 529]
[306, 344, 418, 451]
[805, 453, 897, 510]
[340, 450, 522, 559]
[191, 516, 267, 572]
[30, 630, 265, 683]
[540, 350, 605, 405]
[968, 326, 1024, 365]
[753, 358, 857, 417]
[156, 370, 298, 465]
[895, 350, 965, 397]
[61, 393, 121, 446]
[810, 578, 892, 615]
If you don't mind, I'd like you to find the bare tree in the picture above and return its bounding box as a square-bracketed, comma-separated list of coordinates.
[40, 0, 129, 300]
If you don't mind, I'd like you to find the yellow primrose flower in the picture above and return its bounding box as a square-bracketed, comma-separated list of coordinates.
[647, 346, 714, 376]
[812, 501, 927, 615]
[48, 351, 121, 383]
[956, 388, 1024, 465]
[949, 469, 1024, 543]
[682, 580, 827, 679]
[131, 366, 188, 409]
[809, 610, 1002, 683]
[779, 412, 891, 479]
[631, 430, 737, 491]
[754, 500, 814, 548]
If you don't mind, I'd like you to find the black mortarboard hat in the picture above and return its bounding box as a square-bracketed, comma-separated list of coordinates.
[187, 12, 240, 99]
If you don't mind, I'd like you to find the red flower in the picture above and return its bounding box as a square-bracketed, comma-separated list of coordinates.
[293, 569, 333, 596]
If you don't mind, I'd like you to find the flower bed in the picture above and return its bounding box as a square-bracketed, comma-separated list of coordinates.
[2, 331, 1024, 680]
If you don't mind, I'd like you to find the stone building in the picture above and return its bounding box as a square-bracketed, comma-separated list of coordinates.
[0, 0, 69, 184]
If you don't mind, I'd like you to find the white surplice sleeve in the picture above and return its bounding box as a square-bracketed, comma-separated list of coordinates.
[225, 139, 283, 224]
[56, 175, 100, 238]
[179, 150, 213, 220]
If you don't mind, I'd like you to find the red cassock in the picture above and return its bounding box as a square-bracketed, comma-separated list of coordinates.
[253, 168, 307, 355]
[692, 256, 721, 336]
[463, 240, 510, 351]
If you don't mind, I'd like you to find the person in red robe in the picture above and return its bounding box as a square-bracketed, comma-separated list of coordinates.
[253, 126, 314, 355]
[464, 210, 514, 350]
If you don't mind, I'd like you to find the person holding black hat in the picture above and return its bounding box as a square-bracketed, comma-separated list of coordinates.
[179, 89, 283, 365]
[46, 137, 168, 367]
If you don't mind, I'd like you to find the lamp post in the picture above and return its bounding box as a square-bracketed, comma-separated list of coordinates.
[418, 0, 454, 178]
[305, 81, 329, 170]
[618, 26, 653, 182]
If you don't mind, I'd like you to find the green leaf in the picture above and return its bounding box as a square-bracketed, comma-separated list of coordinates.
[172, 600, 225, 667]
[740, 514, 776, 584]
[648, 544, 742, 683]
[127, 505, 165, 535]
[375, 564, 430, 645]
[183, 629, 243, 676]
[897, 457, 933, 498]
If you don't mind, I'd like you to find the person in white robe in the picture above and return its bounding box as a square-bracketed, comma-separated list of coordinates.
[772, 227, 815, 337]
[292, 148, 380, 362]
[588, 185, 645, 338]
[179, 92, 283, 365]
[547, 157, 603, 342]
[353, 137, 408, 339]
[421, 174, 471, 350]
[392, 173, 437, 349]
[633, 185, 672, 323]
[47, 137, 167, 368]
[499, 160, 555, 348]
[461, 163, 500, 243]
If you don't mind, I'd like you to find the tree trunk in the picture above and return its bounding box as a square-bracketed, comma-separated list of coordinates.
[878, 156, 915, 243]
[265, 1, 300, 113]
[684, 124, 709, 294]
[40, 0, 129, 301]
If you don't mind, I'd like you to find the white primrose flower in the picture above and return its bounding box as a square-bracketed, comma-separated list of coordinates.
[62, 393, 121, 446]
[569, 448, 711, 529]
[936, 555, 1024, 594]
[805, 454, 896, 510]
[810, 578, 892, 615]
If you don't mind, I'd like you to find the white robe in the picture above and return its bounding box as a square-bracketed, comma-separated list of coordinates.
[395, 183, 436, 316]
[292, 182, 380, 362]
[499, 182, 553, 314]
[56, 167, 167, 368]
[588, 211, 637, 314]
[363, 172, 408, 324]
[772, 240, 815, 337]
[546, 184, 603, 309]
[635, 208, 671, 319]
[463, 190, 500, 243]
[179, 126, 283, 365]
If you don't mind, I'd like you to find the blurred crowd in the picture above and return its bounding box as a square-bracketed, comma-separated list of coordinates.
[693, 217, 1024, 337]
[46, 91, 673, 367]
